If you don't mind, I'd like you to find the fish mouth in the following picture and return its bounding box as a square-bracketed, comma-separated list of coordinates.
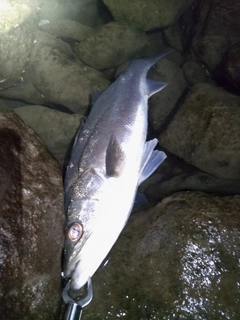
[64, 224, 122, 290]
[63, 240, 90, 290]
[67, 259, 91, 291]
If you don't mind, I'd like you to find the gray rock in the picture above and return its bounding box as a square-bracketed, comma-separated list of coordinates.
[0, 0, 40, 89]
[39, 0, 104, 27]
[14, 105, 83, 165]
[213, 42, 240, 95]
[182, 60, 212, 86]
[163, 22, 184, 52]
[144, 31, 166, 57]
[0, 98, 8, 111]
[143, 170, 240, 202]
[149, 55, 188, 131]
[83, 191, 240, 319]
[74, 22, 148, 70]
[191, 0, 240, 71]
[0, 97, 33, 110]
[0, 111, 64, 320]
[103, 0, 194, 31]
[0, 30, 109, 113]
[159, 83, 240, 180]
[39, 18, 94, 42]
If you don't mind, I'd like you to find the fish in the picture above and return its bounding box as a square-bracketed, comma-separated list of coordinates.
[63, 49, 172, 291]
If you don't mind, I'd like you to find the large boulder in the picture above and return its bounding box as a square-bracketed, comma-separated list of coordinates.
[14, 105, 83, 165]
[74, 22, 148, 70]
[0, 0, 40, 89]
[39, 0, 105, 27]
[191, 0, 240, 71]
[0, 30, 109, 114]
[148, 54, 188, 132]
[103, 0, 194, 31]
[83, 191, 240, 319]
[158, 83, 240, 180]
[39, 19, 94, 42]
[213, 42, 240, 95]
[0, 111, 65, 320]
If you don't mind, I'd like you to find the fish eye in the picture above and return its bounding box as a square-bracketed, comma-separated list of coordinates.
[66, 223, 83, 242]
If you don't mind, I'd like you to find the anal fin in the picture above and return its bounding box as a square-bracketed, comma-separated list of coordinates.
[138, 139, 166, 185]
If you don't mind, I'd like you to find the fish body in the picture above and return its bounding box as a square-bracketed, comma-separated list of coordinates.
[63, 50, 171, 291]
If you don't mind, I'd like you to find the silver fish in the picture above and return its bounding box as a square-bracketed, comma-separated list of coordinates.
[63, 50, 172, 291]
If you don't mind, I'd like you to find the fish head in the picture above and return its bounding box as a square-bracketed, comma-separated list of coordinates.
[63, 198, 96, 291]
[63, 180, 133, 291]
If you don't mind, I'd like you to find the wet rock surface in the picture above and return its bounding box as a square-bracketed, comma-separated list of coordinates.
[0, 111, 64, 320]
[83, 191, 240, 319]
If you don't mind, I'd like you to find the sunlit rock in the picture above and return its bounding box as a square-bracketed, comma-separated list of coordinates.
[0, 30, 109, 113]
[0, 0, 40, 89]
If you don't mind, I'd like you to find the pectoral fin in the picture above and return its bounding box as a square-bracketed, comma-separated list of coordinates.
[138, 139, 166, 185]
[105, 136, 125, 177]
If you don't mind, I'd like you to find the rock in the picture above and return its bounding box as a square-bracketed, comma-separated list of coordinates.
[182, 60, 212, 86]
[0, 0, 40, 89]
[191, 0, 240, 71]
[0, 111, 64, 320]
[39, 18, 94, 42]
[144, 31, 166, 57]
[213, 42, 240, 95]
[14, 105, 83, 165]
[0, 98, 8, 111]
[159, 83, 240, 180]
[163, 22, 184, 52]
[103, 0, 194, 31]
[148, 54, 188, 131]
[83, 191, 240, 319]
[143, 170, 240, 202]
[74, 22, 148, 70]
[0, 30, 109, 114]
[138, 153, 240, 202]
[39, 0, 106, 27]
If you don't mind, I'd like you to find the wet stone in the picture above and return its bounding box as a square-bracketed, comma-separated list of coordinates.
[0, 111, 65, 320]
[83, 191, 240, 320]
